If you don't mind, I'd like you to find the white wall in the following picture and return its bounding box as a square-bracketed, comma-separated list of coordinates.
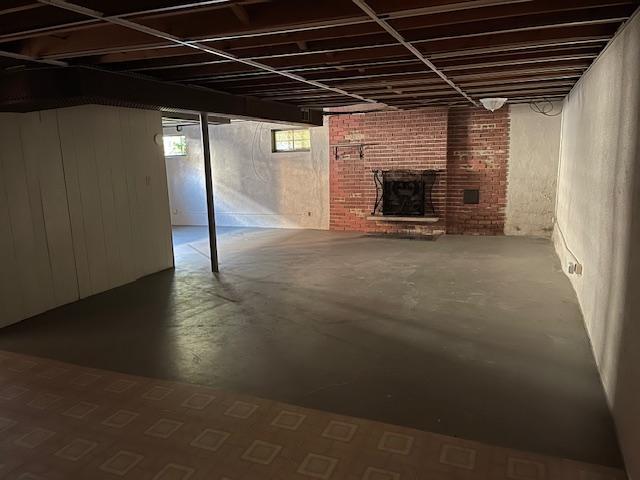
[554, 11, 640, 478]
[164, 120, 329, 230]
[164, 126, 208, 226]
[0, 105, 173, 328]
[506, 103, 561, 237]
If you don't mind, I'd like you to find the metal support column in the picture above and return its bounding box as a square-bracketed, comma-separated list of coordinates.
[199, 112, 219, 273]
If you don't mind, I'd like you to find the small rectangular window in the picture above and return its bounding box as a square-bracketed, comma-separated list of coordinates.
[163, 135, 187, 156]
[272, 129, 311, 152]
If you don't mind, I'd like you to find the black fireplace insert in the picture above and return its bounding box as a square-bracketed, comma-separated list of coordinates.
[373, 170, 438, 217]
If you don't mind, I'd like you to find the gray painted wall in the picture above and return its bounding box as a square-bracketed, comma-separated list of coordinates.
[554, 12, 640, 478]
[164, 125, 208, 226]
[164, 121, 329, 230]
[506, 103, 561, 237]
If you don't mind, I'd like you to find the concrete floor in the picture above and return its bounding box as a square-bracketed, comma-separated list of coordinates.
[0, 227, 623, 468]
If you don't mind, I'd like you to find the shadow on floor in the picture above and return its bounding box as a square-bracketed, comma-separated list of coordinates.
[0, 226, 624, 468]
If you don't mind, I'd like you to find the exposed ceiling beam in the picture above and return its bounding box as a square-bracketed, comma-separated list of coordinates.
[352, 0, 479, 106]
[138, 47, 597, 85]
[36, 0, 383, 107]
[0, 2, 43, 16]
[230, 4, 250, 26]
[0, 1, 238, 43]
[3, 0, 634, 110]
[26, 18, 616, 66]
[0, 48, 66, 66]
[131, 22, 614, 85]
[223, 71, 584, 98]
[0, 66, 323, 125]
[0, 0, 530, 46]
[161, 110, 231, 125]
[117, 40, 600, 75]
[4, 0, 628, 60]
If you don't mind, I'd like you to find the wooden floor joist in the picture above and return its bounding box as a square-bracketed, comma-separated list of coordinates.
[0, 0, 637, 110]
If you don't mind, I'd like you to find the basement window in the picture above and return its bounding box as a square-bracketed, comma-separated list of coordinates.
[163, 135, 187, 156]
[272, 129, 311, 152]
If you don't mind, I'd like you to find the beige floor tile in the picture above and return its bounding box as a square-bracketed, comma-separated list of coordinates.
[240, 440, 283, 465]
[0, 350, 628, 480]
[296, 453, 339, 479]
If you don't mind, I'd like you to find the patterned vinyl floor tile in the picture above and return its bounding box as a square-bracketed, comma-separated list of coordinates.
[0, 350, 628, 480]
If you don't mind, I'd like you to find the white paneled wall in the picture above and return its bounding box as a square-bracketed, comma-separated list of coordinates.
[0, 105, 173, 328]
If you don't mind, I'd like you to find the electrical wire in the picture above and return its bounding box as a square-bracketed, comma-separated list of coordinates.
[529, 98, 563, 116]
[554, 219, 579, 264]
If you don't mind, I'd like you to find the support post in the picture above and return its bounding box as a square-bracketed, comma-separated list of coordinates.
[199, 112, 219, 273]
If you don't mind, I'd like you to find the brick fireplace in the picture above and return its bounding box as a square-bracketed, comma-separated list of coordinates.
[329, 106, 509, 236]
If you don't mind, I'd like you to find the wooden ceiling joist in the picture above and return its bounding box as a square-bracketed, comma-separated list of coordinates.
[0, 0, 637, 110]
[34, 0, 385, 107]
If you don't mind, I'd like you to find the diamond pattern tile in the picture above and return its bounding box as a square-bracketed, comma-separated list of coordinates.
[143, 386, 173, 401]
[16, 473, 45, 480]
[0, 350, 628, 480]
[55, 438, 98, 461]
[322, 420, 358, 442]
[508, 457, 547, 479]
[37, 366, 67, 379]
[0, 384, 29, 400]
[28, 393, 62, 410]
[271, 410, 306, 431]
[378, 431, 414, 455]
[362, 467, 401, 480]
[297, 453, 339, 479]
[0, 416, 17, 432]
[153, 463, 195, 480]
[145, 419, 183, 439]
[181, 392, 215, 410]
[99, 450, 144, 475]
[224, 401, 258, 419]
[101, 409, 139, 428]
[440, 444, 477, 470]
[63, 401, 99, 419]
[70, 373, 101, 386]
[14, 428, 55, 448]
[104, 379, 137, 393]
[241, 440, 282, 465]
[190, 428, 230, 451]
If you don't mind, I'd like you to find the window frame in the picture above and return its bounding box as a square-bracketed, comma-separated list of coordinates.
[271, 128, 311, 153]
[163, 135, 188, 157]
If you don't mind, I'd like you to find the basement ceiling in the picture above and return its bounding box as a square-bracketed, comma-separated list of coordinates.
[1, 0, 638, 111]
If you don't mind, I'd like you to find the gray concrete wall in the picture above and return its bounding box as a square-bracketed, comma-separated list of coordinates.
[164, 126, 208, 226]
[506, 103, 561, 237]
[164, 121, 329, 230]
[553, 11, 640, 478]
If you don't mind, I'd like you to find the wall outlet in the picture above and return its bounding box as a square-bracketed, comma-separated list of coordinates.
[568, 262, 583, 275]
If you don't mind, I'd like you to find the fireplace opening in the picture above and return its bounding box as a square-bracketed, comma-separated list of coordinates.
[373, 170, 438, 217]
[383, 178, 425, 216]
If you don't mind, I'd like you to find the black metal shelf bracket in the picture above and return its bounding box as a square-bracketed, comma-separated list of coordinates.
[332, 144, 364, 160]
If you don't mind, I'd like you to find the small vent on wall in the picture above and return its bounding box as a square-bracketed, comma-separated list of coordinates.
[463, 189, 480, 204]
